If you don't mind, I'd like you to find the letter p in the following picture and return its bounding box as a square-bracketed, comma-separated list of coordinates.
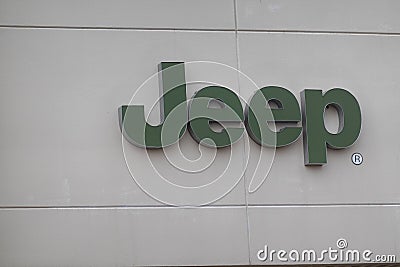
[301, 88, 362, 165]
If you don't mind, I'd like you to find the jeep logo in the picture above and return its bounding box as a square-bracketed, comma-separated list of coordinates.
[119, 62, 361, 166]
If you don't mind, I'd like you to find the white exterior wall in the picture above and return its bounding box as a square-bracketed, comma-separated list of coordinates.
[0, 1, 399, 266]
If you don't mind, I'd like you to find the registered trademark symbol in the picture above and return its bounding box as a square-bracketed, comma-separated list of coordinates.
[351, 153, 363, 165]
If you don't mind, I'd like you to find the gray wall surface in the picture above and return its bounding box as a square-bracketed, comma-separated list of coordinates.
[0, 0, 399, 266]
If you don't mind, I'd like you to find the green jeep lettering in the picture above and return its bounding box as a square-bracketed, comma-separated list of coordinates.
[119, 62, 362, 166]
